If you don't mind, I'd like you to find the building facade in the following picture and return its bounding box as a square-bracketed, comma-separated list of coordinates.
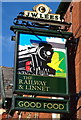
[64, 1, 81, 119]
[56, 1, 81, 119]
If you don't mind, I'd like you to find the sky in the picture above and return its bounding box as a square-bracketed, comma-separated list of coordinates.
[2, 2, 61, 67]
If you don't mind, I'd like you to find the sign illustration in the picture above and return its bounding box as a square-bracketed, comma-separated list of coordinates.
[18, 33, 66, 77]
[14, 32, 68, 96]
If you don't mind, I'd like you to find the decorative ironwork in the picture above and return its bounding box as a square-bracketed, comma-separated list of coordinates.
[13, 11, 70, 31]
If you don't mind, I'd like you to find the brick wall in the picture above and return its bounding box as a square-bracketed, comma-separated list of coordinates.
[64, 1, 81, 119]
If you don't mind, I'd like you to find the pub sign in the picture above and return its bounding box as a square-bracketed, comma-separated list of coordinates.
[13, 30, 68, 96]
[12, 96, 69, 113]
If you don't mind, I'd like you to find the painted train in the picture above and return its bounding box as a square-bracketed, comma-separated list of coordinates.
[18, 42, 55, 76]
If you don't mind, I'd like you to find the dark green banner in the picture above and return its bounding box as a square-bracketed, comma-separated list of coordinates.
[14, 74, 68, 96]
[12, 96, 69, 113]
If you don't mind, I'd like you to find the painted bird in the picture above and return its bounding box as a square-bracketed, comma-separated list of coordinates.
[47, 52, 64, 72]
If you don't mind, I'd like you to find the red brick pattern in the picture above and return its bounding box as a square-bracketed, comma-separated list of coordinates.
[64, 2, 81, 119]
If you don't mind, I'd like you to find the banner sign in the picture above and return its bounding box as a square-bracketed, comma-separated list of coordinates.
[12, 96, 69, 113]
[14, 31, 68, 96]
[24, 4, 61, 22]
[15, 74, 66, 96]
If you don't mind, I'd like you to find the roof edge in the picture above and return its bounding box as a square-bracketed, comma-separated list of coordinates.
[0, 66, 13, 69]
[55, 0, 72, 16]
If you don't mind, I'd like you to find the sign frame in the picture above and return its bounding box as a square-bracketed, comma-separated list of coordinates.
[13, 27, 69, 97]
[11, 96, 70, 113]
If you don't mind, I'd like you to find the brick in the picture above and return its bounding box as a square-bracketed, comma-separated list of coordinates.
[64, 2, 81, 119]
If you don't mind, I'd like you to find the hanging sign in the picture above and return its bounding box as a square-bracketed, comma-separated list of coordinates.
[12, 96, 69, 113]
[13, 30, 68, 97]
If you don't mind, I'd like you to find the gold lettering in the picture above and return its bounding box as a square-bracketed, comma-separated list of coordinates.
[53, 104, 59, 110]
[39, 81, 43, 86]
[18, 101, 64, 110]
[43, 103, 47, 108]
[30, 102, 35, 108]
[24, 11, 61, 21]
[23, 76, 32, 80]
[23, 80, 28, 84]
[33, 81, 47, 86]
[36, 102, 42, 108]
[18, 101, 23, 107]
[47, 103, 52, 109]
[43, 81, 47, 86]
[31, 86, 37, 90]
[33, 81, 39, 85]
[23, 76, 26, 79]
[19, 80, 32, 85]
[36, 86, 42, 91]
[19, 85, 23, 89]
[26, 85, 33, 90]
[27, 76, 32, 80]
[24, 101, 29, 108]
[59, 104, 64, 110]
[46, 87, 49, 91]
[25, 85, 50, 92]
[19, 79, 23, 84]
[26, 85, 28, 90]
[23, 80, 29, 84]
[42, 86, 50, 92]
[29, 85, 32, 90]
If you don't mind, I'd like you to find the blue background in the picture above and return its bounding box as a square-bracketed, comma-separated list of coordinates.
[2, 2, 60, 67]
